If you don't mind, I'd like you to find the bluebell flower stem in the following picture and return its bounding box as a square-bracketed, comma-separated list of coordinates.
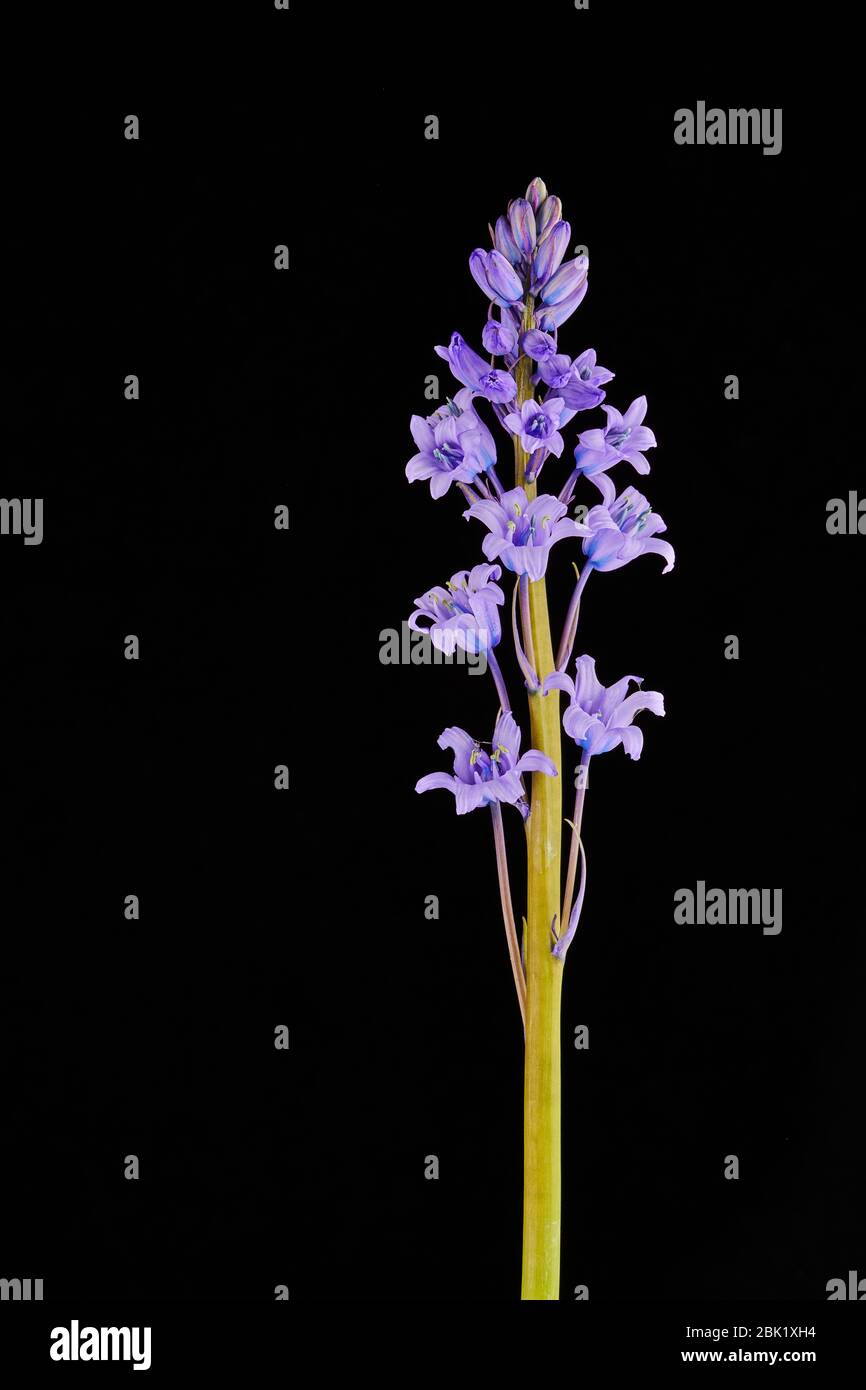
[556, 565, 591, 671]
[487, 647, 511, 714]
[515, 294, 564, 1301]
[491, 803, 526, 1030]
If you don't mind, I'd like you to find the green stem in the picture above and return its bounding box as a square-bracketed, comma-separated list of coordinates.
[516, 295, 564, 1301]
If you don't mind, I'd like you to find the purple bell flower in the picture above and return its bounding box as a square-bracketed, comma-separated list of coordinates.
[520, 328, 558, 362]
[522, 348, 612, 425]
[405, 389, 497, 498]
[576, 395, 657, 502]
[408, 563, 505, 654]
[415, 708, 557, 818]
[435, 331, 517, 404]
[482, 318, 518, 357]
[465, 486, 590, 580]
[544, 654, 665, 761]
[561, 348, 613, 406]
[581, 486, 675, 572]
[504, 397, 567, 458]
[535, 354, 575, 391]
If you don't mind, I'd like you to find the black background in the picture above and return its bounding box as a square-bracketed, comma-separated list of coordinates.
[1, 4, 863, 1339]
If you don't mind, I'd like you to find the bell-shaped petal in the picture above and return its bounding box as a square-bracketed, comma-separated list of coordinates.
[521, 328, 558, 361]
[482, 318, 518, 357]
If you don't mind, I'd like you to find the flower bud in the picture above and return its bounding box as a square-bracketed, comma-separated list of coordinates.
[536, 278, 589, 330]
[540, 254, 589, 306]
[532, 221, 570, 289]
[508, 198, 537, 256]
[494, 214, 522, 267]
[536, 195, 562, 240]
[525, 176, 548, 211]
[484, 248, 525, 305]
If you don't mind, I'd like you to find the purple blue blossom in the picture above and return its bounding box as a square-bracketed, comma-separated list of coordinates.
[581, 486, 675, 572]
[435, 331, 517, 404]
[482, 317, 518, 357]
[405, 389, 497, 498]
[505, 397, 567, 458]
[408, 563, 505, 654]
[558, 349, 614, 412]
[415, 709, 557, 818]
[535, 354, 574, 391]
[526, 347, 613, 425]
[544, 654, 665, 760]
[521, 329, 558, 361]
[466, 486, 590, 580]
[574, 396, 657, 503]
